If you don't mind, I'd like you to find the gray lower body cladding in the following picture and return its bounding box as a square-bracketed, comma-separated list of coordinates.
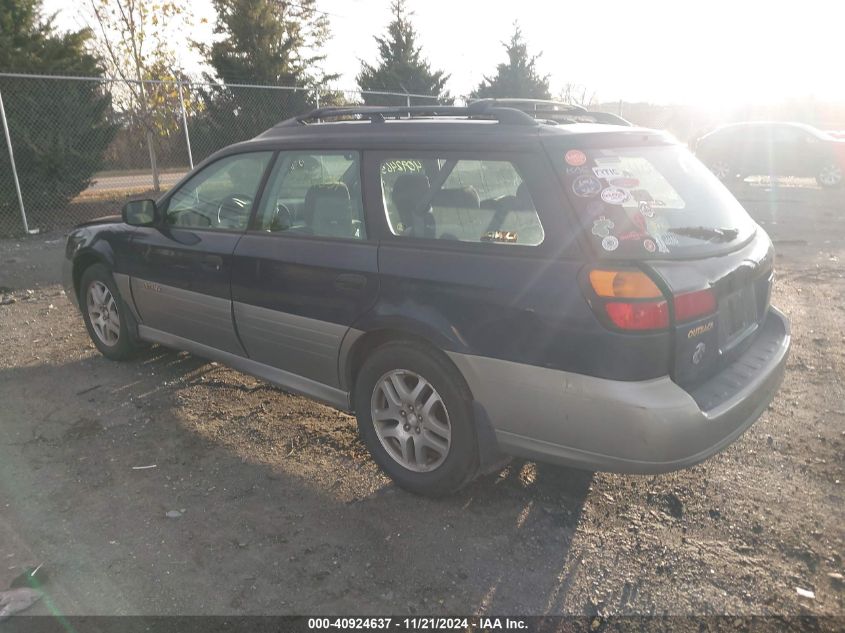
[448, 308, 790, 474]
[120, 274, 790, 475]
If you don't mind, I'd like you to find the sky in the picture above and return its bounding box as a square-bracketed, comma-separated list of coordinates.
[44, 0, 845, 107]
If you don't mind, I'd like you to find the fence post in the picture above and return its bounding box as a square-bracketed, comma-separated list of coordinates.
[0, 85, 29, 234]
[137, 79, 161, 192]
[177, 80, 194, 170]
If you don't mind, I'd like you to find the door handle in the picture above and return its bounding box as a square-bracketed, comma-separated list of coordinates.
[335, 273, 367, 292]
[199, 255, 223, 272]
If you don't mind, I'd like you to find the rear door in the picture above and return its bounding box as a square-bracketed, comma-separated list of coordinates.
[230, 150, 378, 388]
[126, 151, 274, 354]
[769, 125, 806, 176]
[364, 149, 587, 375]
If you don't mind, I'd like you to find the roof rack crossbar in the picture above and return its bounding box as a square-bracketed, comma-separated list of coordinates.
[471, 98, 589, 114]
[468, 99, 631, 126]
[283, 102, 538, 127]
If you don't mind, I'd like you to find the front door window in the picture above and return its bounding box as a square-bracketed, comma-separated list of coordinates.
[166, 152, 273, 230]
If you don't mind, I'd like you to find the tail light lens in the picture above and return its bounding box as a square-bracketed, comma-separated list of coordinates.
[588, 269, 669, 331]
[605, 301, 669, 330]
[674, 288, 716, 322]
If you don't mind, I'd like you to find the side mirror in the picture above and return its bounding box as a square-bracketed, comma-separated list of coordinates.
[122, 199, 157, 226]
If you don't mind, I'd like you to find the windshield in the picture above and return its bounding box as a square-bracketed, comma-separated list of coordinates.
[555, 143, 758, 258]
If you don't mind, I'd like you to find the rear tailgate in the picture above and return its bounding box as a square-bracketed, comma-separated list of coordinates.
[645, 233, 774, 390]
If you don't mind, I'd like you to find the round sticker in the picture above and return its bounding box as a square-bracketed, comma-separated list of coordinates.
[565, 149, 587, 167]
[643, 238, 657, 253]
[573, 175, 602, 198]
[601, 186, 629, 205]
[609, 177, 640, 189]
[601, 235, 619, 252]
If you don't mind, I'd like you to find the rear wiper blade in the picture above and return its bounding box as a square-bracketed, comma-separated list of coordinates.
[668, 226, 739, 242]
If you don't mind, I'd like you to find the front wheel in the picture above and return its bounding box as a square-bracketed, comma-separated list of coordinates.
[79, 263, 140, 361]
[354, 341, 478, 496]
[816, 161, 843, 188]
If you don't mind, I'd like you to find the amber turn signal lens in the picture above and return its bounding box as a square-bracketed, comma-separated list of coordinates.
[588, 269, 663, 299]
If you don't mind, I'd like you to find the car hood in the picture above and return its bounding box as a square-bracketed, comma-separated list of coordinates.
[73, 214, 123, 229]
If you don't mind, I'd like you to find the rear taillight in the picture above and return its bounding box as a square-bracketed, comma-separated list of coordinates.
[674, 288, 716, 322]
[588, 269, 669, 331]
[605, 301, 669, 330]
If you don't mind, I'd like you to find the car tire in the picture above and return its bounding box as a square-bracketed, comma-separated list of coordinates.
[709, 159, 734, 182]
[816, 161, 843, 188]
[79, 263, 140, 361]
[354, 341, 478, 496]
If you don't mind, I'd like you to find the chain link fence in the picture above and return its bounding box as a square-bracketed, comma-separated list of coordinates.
[0, 73, 441, 237]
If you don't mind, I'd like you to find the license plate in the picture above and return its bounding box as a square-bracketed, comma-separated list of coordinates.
[719, 286, 758, 346]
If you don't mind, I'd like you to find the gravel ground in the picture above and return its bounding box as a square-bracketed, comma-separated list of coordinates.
[0, 181, 843, 619]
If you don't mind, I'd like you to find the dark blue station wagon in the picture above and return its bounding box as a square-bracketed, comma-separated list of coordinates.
[63, 103, 791, 496]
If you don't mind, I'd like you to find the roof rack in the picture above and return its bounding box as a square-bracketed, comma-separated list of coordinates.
[471, 98, 589, 114]
[283, 101, 538, 126]
[470, 98, 631, 126]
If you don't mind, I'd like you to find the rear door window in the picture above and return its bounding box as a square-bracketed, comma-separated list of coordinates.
[554, 143, 757, 258]
[378, 157, 545, 246]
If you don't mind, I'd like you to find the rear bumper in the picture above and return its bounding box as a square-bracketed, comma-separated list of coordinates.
[448, 307, 790, 474]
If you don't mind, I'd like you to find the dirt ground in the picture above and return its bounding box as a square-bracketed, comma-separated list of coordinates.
[0, 180, 843, 618]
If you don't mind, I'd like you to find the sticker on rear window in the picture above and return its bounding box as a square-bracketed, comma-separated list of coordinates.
[381, 160, 423, 174]
[565, 149, 587, 166]
[601, 187, 629, 205]
[592, 166, 623, 179]
[609, 177, 640, 189]
[572, 175, 602, 198]
[591, 216, 615, 237]
[643, 238, 657, 253]
[601, 236, 619, 251]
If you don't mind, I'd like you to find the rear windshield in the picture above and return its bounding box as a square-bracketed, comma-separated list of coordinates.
[555, 144, 757, 258]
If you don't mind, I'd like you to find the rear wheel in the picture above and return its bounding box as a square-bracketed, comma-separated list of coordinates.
[79, 264, 139, 361]
[709, 159, 733, 181]
[354, 341, 477, 496]
[709, 159, 744, 183]
[816, 161, 843, 188]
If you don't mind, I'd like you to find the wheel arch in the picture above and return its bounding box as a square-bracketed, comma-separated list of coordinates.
[72, 248, 113, 301]
[341, 324, 508, 474]
[342, 327, 466, 405]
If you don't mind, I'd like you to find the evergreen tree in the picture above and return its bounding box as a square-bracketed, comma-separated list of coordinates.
[0, 0, 116, 234]
[357, 0, 451, 106]
[194, 0, 337, 156]
[471, 25, 551, 100]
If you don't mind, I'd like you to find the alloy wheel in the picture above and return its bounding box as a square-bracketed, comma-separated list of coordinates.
[86, 280, 120, 346]
[709, 160, 731, 180]
[818, 162, 843, 187]
[370, 369, 452, 472]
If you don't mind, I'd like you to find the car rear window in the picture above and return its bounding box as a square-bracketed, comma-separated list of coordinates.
[555, 144, 758, 258]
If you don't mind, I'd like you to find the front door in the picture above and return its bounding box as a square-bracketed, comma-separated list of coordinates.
[231, 150, 379, 388]
[126, 151, 275, 355]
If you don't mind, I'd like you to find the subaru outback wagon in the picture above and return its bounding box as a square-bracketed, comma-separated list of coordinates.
[63, 101, 791, 496]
